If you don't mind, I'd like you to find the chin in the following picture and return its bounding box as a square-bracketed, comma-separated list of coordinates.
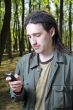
[34, 50, 43, 54]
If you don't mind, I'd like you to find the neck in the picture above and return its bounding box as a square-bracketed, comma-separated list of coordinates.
[39, 49, 54, 62]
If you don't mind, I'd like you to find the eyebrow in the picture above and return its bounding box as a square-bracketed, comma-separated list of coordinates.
[27, 32, 41, 36]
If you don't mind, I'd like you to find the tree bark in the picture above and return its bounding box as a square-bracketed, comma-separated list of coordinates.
[19, 0, 25, 56]
[69, 1, 72, 53]
[59, 0, 63, 40]
[28, 0, 32, 52]
[0, 0, 11, 65]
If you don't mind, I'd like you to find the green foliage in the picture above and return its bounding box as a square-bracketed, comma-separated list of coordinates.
[53, 0, 59, 5]
[0, 1, 5, 32]
[0, 0, 73, 53]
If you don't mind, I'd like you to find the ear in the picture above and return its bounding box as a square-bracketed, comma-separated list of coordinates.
[49, 27, 55, 37]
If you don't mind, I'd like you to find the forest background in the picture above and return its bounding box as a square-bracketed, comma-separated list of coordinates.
[0, 0, 73, 110]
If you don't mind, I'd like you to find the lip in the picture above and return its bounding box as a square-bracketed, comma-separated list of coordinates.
[33, 45, 40, 49]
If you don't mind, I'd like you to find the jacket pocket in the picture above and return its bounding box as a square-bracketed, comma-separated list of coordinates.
[53, 86, 72, 109]
[53, 86, 64, 108]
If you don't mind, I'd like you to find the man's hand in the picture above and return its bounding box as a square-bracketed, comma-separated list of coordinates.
[6, 74, 23, 93]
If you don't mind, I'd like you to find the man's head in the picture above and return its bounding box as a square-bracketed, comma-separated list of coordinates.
[24, 11, 60, 54]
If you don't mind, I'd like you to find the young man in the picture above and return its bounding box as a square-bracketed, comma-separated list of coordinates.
[6, 11, 73, 110]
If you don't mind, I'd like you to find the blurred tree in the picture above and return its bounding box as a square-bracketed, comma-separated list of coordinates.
[69, 0, 72, 53]
[0, 0, 11, 64]
[59, 0, 63, 40]
[19, 0, 25, 56]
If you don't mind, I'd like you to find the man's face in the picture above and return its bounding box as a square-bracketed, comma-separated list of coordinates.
[26, 23, 54, 55]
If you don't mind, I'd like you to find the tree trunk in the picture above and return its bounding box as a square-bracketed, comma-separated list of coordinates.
[59, 0, 63, 40]
[55, 3, 59, 24]
[0, 0, 11, 65]
[28, 0, 32, 52]
[69, 1, 72, 53]
[6, 29, 12, 58]
[0, 0, 1, 31]
[19, 0, 25, 56]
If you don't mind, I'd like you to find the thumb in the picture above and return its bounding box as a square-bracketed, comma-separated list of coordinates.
[14, 74, 21, 80]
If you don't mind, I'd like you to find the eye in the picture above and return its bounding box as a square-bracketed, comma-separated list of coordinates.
[35, 33, 41, 37]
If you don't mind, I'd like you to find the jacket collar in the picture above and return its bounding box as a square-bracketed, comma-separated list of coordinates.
[29, 49, 65, 69]
[29, 52, 39, 69]
[53, 49, 65, 64]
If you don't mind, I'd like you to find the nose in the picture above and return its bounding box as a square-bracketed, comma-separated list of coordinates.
[30, 36, 37, 45]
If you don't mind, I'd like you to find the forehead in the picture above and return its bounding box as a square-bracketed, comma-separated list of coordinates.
[26, 23, 45, 34]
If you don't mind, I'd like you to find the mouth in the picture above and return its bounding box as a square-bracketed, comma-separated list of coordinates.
[33, 45, 40, 49]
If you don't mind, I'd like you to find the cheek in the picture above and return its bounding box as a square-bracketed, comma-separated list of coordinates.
[39, 38, 47, 47]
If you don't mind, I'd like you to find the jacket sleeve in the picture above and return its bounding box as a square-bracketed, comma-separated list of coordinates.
[10, 55, 29, 102]
[70, 56, 73, 107]
[70, 56, 73, 85]
[10, 87, 27, 102]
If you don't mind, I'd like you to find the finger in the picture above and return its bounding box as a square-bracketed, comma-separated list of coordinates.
[14, 74, 20, 80]
[9, 80, 22, 84]
[6, 77, 11, 81]
[10, 84, 22, 92]
[11, 84, 22, 88]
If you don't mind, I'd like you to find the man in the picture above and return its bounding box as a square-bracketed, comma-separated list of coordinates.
[6, 11, 73, 110]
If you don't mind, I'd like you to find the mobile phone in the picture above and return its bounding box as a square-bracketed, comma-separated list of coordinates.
[6, 73, 17, 81]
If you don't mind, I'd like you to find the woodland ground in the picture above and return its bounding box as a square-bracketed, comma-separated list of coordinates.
[0, 56, 23, 110]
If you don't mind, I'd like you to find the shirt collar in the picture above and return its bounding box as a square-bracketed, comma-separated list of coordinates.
[29, 49, 65, 69]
